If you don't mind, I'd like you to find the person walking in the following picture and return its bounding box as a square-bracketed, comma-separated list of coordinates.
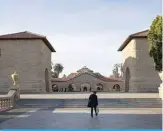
[87, 91, 98, 117]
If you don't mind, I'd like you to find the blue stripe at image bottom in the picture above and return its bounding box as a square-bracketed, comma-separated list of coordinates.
[2, 129, 162, 131]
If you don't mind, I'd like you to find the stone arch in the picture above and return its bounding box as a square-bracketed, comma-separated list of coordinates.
[68, 84, 76, 92]
[52, 84, 58, 92]
[113, 84, 120, 92]
[96, 83, 103, 91]
[83, 87, 87, 92]
[125, 67, 130, 92]
[81, 83, 91, 92]
[45, 68, 49, 92]
[97, 87, 101, 91]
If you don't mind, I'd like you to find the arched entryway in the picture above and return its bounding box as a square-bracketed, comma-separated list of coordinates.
[97, 87, 100, 91]
[81, 83, 90, 92]
[45, 68, 50, 92]
[96, 83, 103, 91]
[125, 67, 130, 92]
[52, 84, 58, 92]
[113, 84, 120, 92]
[83, 87, 87, 92]
[68, 84, 75, 92]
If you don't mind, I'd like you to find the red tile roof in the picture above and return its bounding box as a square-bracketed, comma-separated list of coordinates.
[67, 73, 77, 78]
[0, 31, 56, 52]
[52, 72, 123, 82]
[51, 78, 69, 82]
[118, 30, 148, 51]
[95, 74, 123, 82]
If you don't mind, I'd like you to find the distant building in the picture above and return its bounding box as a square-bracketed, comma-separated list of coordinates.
[52, 66, 124, 92]
[0, 31, 55, 93]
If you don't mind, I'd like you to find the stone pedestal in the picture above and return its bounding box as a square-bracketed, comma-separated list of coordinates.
[158, 72, 163, 99]
[10, 85, 20, 100]
[158, 84, 163, 98]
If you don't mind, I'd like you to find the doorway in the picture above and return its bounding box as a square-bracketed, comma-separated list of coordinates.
[45, 68, 50, 92]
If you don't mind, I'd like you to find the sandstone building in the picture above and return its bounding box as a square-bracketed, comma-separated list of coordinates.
[0, 31, 55, 93]
[118, 30, 161, 92]
[52, 66, 124, 92]
[0, 30, 161, 94]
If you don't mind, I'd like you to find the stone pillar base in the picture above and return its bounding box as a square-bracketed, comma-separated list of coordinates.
[158, 82, 163, 99]
[10, 85, 20, 100]
[10, 85, 19, 90]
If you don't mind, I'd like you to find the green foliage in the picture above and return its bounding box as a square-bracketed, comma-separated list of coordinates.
[51, 71, 58, 78]
[147, 15, 162, 71]
[112, 64, 120, 78]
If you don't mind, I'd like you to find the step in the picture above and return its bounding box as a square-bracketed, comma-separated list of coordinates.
[15, 98, 162, 108]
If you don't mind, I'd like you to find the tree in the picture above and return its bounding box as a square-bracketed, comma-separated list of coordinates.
[147, 15, 162, 72]
[112, 64, 120, 78]
[53, 63, 64, 78]
[51, 71, 58, 78]
[62, 74, 67, 78]
[119, 63, 123, 77]
[111, 63, 123, 78]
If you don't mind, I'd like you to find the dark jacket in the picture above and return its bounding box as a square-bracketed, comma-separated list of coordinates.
[88, 94, 98, 107]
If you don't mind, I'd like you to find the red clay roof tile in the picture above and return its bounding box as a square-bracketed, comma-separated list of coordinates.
[118, 30, 148, 51]
[0, 31, 56, 52]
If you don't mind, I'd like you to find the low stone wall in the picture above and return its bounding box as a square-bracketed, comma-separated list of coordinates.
[0, 88, 20, 111]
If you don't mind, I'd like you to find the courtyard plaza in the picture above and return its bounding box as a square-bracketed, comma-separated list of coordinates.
[0, 93, 162, 129]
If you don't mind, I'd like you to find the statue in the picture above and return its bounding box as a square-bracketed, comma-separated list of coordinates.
[11, 71, 19, 86]
[10, 71, 20, 100]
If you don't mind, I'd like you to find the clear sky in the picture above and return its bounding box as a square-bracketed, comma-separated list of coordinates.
[0, 0, 162, 77]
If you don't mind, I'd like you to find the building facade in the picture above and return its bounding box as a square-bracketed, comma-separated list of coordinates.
[118, 30, 161, 92]
[52, 66, 124, 92]
[0, 30, 160, 94]
[0, 31, 55, 93]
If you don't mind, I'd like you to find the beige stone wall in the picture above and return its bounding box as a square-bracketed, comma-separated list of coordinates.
[52, 73, 124, 92]
[122, 38, 161, 92]
[122, 39, 137, 91]
[0, 39, 52, 93]
[39, 41, 52, 92]
[134, 38, 161, 92]
[122, 39, 136, 63]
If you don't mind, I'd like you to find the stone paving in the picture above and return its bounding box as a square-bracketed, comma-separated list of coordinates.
[0, 107, 39, 123]
[0, 93, 162, 129]
[0, 107, 162, 129]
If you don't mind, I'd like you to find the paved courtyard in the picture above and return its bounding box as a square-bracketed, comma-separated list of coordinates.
[0, 93, 162, 129]
[0, 107, 162, 129]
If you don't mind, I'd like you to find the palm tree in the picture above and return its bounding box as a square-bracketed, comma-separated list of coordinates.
[53, 63, 64, 78]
